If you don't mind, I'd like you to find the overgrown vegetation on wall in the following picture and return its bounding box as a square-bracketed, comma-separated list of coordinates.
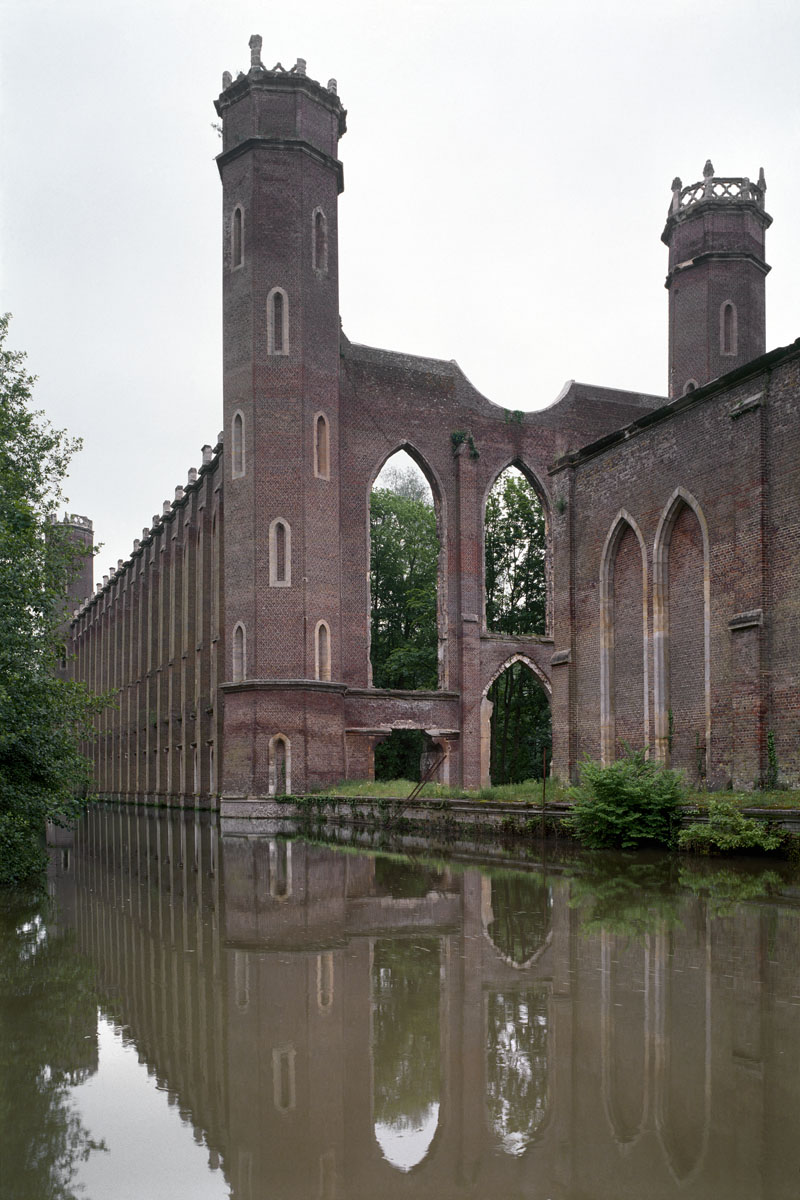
[0, 316, 103, 886]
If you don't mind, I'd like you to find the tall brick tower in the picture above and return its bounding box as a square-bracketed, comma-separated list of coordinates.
[215, 37, 347, 796]
[662, 161, 771, 398]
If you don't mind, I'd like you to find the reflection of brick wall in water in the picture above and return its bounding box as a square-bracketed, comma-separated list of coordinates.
[668, 503, 706, 777]
[612, 524, 644, 755]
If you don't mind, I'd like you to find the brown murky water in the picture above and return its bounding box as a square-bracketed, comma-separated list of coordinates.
[3, 804, 800, 1198]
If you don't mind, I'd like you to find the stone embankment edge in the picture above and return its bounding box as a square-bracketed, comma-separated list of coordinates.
[216, 796, 800, 839]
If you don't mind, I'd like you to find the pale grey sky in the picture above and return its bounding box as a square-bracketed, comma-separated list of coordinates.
[3, 0, 799, 580]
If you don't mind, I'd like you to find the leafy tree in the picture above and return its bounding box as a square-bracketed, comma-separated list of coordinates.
[485, 469, 550, 783]
[0, 315, 103, 886]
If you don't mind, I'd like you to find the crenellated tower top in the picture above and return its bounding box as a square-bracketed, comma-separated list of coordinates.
[665, 160, 767, 223]
[215, 36, 346, 187]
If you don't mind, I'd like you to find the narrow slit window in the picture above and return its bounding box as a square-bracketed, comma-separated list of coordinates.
[273, 292, 283, 352]
[232, 622, 245, 682]
[721, 301, 737, 356]
[313, 207, 328, 276]
[232, 411, 245, 478]
[276, 523, 286, 580]
[232, 207, 243, 268]
[267, 287, 289, 356]
[314, 413, 330, 479]
[269, 519, 291, 586]
[315, 621, 331, 681]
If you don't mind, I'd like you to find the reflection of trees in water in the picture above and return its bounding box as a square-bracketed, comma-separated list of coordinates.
[486, 988, 549, 1155]
[0, 892, 104, 1199]
[372, 938, 440, 1131]
[487, 876, 552, 964]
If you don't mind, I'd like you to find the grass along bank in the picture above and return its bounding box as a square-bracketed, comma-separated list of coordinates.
[319, 776, 800, 811]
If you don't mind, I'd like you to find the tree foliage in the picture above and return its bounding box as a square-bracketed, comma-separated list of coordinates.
[370, 478, 439, 692]
[0, 315, 103, 886]
[678, 799, 784, 856]
[485, 469, 547, 636]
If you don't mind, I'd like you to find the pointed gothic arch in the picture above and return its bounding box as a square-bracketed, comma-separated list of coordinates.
[599, 511, 649, 764]
[482, 458, 553, 638]
[368, 443, 448, 689]
[653, 487, 711, 768]
[480, 654, 552, 789]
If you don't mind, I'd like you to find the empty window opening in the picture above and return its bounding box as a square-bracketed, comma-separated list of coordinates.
[315, 620, 331, 681]
[232, 206, 243, 268]
[232, 411, 245, 478]
[232, 622, 246, 682]
[485, 660, 551, 786]
[721, 301, 737, 356]
[374, 728, 428, 784]
[314, 412, 330, 479]
[312, 207, 328, 276]
[370, 449, 441, 691]
[269, 519, 291, 587]
[485, 465, 549, 637]
[267, 287, 289, 356]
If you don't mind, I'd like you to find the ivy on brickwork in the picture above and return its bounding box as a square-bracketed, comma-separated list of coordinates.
[450, 430, 479, 459]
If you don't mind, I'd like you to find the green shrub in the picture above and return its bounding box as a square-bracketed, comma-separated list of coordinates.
[564, 751, 685, 849]
[678, 798, 783, 855]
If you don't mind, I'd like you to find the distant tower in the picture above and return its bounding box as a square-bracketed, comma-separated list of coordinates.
[60, 513, 94, 613]
[662, 161, 771, 398]
[214, 38, 347, 795]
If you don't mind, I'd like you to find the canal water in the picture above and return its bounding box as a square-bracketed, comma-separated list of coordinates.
[3, 805, 800, 1199]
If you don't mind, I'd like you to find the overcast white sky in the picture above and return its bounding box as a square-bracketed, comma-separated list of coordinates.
[3, 0, 799, 581]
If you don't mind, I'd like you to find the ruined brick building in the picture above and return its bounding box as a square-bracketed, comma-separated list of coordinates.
[67, 36, 800, 808]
